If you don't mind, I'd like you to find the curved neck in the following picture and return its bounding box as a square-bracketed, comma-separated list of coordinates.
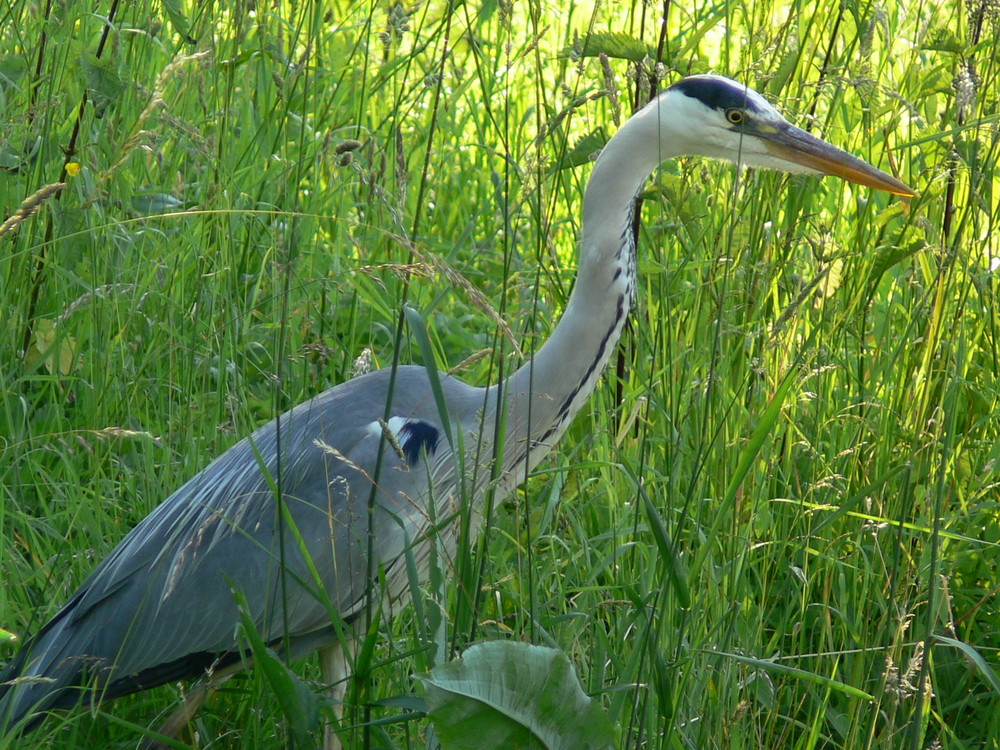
[496, 100, 675, 474]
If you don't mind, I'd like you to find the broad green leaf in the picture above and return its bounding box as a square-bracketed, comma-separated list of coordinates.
[0, 53, 28, 91]
[418, 642, 614, 750]
[920, 28, 964, 53]
[79, 54, 125, 101]
[554, 128, 608, 172]
[865, 238, 923, 297]
[161, 0, 195, 43]
[27, 318, 78, 377]
[560, 32, 654, 62]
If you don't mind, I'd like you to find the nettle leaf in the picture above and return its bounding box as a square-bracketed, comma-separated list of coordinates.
[161, 0, 196, 43]
[418, 642, 614, 750]
[0, 53, 29, 92]
[80, 54, 124, 98]
[28, 318, 79, 377]
[79, 53, 125, 116]
[920, 28, 964, 53]
[554, 128, 608, 172]
[560, 32, 654, 62]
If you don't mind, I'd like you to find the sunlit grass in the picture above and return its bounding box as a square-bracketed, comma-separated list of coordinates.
[2, 0, 998, 748]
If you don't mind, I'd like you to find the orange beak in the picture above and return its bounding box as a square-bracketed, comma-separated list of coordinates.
[762, 124, 916, 197]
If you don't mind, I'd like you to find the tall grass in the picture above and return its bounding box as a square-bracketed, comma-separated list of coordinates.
[1, 0, 998, 748]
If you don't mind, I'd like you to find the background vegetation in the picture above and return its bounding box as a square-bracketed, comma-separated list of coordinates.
[1, 0, 998, 747]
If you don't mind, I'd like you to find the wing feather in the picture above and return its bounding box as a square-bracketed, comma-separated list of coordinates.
[0, 365, 478, 727]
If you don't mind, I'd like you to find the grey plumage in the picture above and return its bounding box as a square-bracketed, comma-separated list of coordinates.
[2, 366, 493, 725]
[0, 74, 914, 739]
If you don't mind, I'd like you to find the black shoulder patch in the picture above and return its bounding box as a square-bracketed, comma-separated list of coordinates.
[398, 420, 440, 466]
[670, 76, 764, 114]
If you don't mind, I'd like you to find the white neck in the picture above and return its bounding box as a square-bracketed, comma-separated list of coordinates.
[494, 96, 680, 475]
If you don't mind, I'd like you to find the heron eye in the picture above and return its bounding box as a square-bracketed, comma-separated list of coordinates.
[725, 108, 745, 125]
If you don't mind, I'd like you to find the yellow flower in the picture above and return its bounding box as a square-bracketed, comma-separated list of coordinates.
[66, 162, 81, 177]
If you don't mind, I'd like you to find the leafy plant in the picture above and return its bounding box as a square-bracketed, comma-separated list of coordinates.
[418, 642, 614, 750]
[1, 1, 997, 749]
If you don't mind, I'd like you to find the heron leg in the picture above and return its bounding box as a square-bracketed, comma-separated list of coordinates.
[142, 661, 244, 750]
[141, 639, 353, 750]
[319, 640, 354, 750]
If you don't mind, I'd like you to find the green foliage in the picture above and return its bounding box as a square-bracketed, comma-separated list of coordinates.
[561, 32, 656, 63]
[236, 594, 323, 746]
[418, 642, 614, 750]
[1, 0, 998, 749]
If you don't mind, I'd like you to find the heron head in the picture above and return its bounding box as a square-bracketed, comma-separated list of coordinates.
[654, 74, 916, 197]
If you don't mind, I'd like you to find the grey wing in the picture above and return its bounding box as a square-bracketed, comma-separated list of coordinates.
[0, 365, 472, 725]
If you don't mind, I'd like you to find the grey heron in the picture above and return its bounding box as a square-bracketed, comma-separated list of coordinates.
[0, 74, 914, 746]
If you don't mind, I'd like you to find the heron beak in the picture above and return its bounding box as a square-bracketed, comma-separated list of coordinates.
[762, 124, 917, 197]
